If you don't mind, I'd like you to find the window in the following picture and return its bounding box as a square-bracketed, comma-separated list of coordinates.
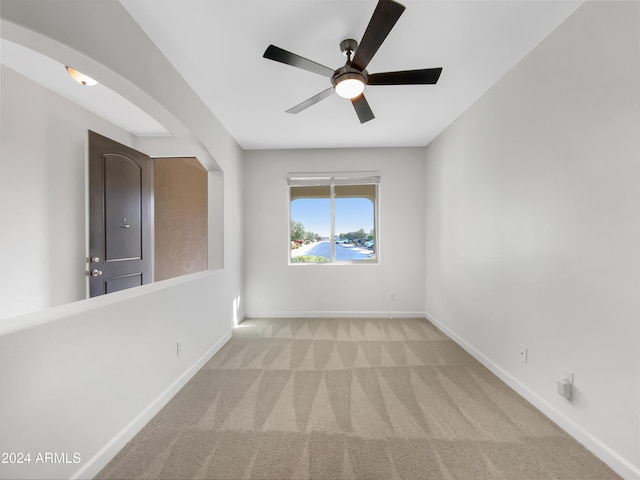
[288, 172, 379, 264]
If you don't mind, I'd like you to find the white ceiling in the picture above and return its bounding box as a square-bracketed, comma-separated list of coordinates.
[2, 0, 583, 150]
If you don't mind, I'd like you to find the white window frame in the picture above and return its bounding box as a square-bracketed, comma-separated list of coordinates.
[287, 171, 380, 265]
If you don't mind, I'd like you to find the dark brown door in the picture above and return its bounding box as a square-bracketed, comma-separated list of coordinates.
[88, 130, 152, 297]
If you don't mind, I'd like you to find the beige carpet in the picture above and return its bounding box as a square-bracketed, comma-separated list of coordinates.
[97, 318, 619, 479]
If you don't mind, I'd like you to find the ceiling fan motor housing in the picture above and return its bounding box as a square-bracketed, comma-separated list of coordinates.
[331, 65, 368, 89]
[333, 39, 367, 93]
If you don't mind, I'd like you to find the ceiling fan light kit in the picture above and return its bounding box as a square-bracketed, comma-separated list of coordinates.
[332, 69, 367, 99]
[263, 0, 442, 123]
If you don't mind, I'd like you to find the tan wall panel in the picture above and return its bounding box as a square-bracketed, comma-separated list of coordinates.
[154, 157, 208, 281]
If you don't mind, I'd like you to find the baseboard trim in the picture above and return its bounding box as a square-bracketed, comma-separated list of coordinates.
[243, 310, 425, 319]
[71, 330, 232, 480]
[424, 311, 640, 480]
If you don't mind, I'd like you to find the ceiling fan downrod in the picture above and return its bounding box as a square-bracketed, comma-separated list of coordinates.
[339, 39, 359, 64]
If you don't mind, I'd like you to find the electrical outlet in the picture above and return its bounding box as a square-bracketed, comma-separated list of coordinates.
[519, 345, 527, 364]
[177, 340, 183, 357]
[557, 379, 572, 399]
[557, 370, 573, 400]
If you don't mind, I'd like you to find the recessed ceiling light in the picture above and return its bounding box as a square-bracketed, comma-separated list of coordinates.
[65, 66, 98, 86]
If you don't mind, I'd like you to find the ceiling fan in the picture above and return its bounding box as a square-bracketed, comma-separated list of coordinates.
[263, 0, 442, 124]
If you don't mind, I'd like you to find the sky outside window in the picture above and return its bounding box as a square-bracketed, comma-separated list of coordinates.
[291, 197, 373, 237]
[291, 198, 330, 237]
[335, 198, 373, 236]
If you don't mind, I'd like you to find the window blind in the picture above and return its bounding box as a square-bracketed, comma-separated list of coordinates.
[287, 172, 381, 187]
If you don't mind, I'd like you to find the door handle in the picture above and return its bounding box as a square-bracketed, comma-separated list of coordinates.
[90, 269, 103, 277]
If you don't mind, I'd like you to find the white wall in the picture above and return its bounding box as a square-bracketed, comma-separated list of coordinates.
[0, 272, 233, 480]
[0, 65, 133, 319]
[0, 2, 244, 478]
[424, 2, 640, 477]
[243, 147, 425, 318]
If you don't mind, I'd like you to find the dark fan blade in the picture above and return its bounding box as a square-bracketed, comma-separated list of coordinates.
[286, 87, 334, 114]
[351, 0, 405, 72]
[263, 45, 334, 78]
[351, 94, 375, 123]
[368, 67, 442, 85]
